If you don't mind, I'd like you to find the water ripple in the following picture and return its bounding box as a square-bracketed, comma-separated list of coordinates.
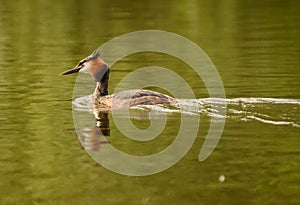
[73, 96, 300, 128]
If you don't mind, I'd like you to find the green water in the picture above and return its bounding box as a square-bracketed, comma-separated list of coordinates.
[0, 0, 300, 204]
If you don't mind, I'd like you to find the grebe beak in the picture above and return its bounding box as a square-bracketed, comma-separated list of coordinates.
[60, 67, 81, 75]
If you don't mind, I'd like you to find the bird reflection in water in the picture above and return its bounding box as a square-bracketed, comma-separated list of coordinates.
[78, 111, 110, 151]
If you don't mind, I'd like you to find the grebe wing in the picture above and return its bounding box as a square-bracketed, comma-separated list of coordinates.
[111, 89, 171, 99]
[111, 89, 176, 106]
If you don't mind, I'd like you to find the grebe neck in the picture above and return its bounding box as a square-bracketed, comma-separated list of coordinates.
[93, 70, 109, 98]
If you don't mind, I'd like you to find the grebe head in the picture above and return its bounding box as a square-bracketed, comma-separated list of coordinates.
[60, 50, 109, 82]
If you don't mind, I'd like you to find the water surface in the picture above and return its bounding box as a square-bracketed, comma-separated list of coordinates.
[0, 0, 299, 204]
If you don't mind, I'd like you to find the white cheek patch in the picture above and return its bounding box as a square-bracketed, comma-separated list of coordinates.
[79, 62, 91, 73]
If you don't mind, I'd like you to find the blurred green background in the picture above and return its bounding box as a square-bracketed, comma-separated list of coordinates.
[0, 0, 299, 204]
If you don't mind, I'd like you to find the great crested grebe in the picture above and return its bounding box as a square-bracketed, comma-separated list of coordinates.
[60, 50, 177, 108]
